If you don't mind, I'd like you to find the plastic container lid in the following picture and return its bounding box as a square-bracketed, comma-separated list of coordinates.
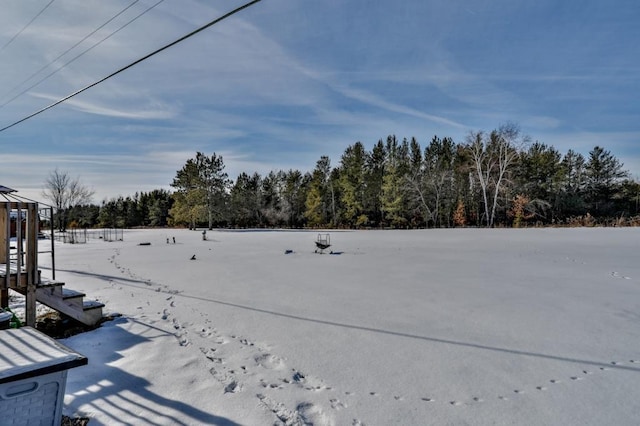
[0, 312, 12, 323]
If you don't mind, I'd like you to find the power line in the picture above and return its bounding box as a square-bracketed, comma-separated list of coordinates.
[0, 0, 263, 133]
[0, 0, 56, 52]
[0, 0, 142, 107]
[0, 0, 162, 110]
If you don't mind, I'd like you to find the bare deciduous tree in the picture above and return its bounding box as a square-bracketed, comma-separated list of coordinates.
[469, 123, 528, 227]
[42, 169, 94, 231]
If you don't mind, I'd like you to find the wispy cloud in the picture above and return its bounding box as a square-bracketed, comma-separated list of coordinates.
[1, 0, 639, 202]
[29, 91, 178, 119]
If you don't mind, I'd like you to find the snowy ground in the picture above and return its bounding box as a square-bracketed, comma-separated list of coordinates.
[26, 228, 640, 425]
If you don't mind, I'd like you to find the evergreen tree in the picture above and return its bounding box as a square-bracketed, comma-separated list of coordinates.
[339, 142, 368, 227]
[196, 152, 229, 229]
[260, 171, 281, 226]
[170, 152, 229, 228]
[557, 149, 587, 219]
[304, 156, 334, 226]
[230, 172, 262, 227]
[363, 140, 386, 226]
[380, 135, 407, 227]
[585, 146, 628, 216]
[281, 169, 309, 227]
[516, 142, 561, 222]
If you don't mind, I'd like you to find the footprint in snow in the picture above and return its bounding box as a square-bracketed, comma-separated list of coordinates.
[254, 353, 284, 370]
[330, 398, 347, 410]
[260, 379, 283, 390]
[199, 327, 213, 338]
[611, 271, 632, 280]
[224, 381, 242, 393]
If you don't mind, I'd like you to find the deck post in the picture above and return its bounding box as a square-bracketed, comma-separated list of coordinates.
[0, 203, 8, 308]
[50, 206, 55, 280]
[25, 203, 37, 326]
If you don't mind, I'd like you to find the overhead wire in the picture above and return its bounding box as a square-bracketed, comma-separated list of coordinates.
[0, 0, 142, 107]
[0, 0, 263, 133]
[0, 0, 163, 110]
[0, 0, 56, 52]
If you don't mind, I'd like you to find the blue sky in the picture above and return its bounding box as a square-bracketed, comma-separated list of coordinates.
[1, 0, 639, 202]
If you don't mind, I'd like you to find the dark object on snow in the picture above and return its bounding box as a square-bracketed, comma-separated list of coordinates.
[138, 242, 151, 246]
[329, 251, 343, 255]
[314, 233, 331, 254]
[62, 415, 90, 426]
[190, 254, 196, 260]
[284, 249, 294, 254]
[293, 371, 305, 382]
[0, 310, 11, 330]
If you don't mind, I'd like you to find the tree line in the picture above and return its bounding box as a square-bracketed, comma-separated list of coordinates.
[49, 124, 639, 230]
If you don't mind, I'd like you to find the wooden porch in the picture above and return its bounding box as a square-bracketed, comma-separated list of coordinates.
[1, 195, 104, 327]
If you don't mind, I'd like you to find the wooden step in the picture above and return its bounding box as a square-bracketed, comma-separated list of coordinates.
[11, 276, 105, 326]
[62, 288, 87, 309]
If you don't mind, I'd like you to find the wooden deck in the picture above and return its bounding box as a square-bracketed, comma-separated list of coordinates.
[1, 200, 104, 326]
[1, 262, 36, 288]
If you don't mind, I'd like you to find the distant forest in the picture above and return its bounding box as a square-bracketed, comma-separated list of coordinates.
[65, 125, 640, 230]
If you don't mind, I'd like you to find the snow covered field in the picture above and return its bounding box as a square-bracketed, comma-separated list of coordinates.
[35, 228, 640, 425]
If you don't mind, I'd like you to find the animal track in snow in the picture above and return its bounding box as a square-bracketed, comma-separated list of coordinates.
[257, 395, 331, 426]
[611, 271, 631, 280]
[224, 381, 242, 394]
[254, 353, 285, 370]
[164, 299, 640, 422]
[198, 326, 214, 338]
[330, 398, 347, 410]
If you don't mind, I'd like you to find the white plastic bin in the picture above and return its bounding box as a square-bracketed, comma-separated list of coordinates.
[0, 327, 87, 426]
